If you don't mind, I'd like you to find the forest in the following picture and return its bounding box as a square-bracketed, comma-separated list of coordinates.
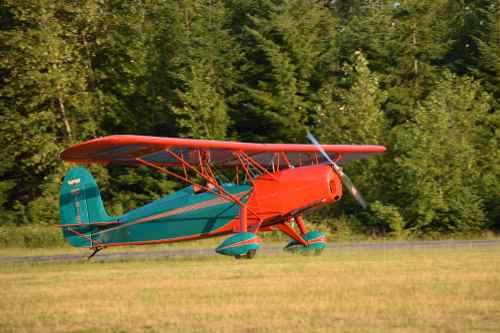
[0, 0, 498, 239]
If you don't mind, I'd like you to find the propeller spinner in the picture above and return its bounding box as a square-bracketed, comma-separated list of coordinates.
[306, 132, 367, 209]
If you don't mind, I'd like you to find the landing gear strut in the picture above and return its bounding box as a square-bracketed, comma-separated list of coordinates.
[87, 246, 104, 260]
[277, 216, 327, 255]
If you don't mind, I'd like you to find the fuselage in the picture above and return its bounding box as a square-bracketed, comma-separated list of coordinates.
[91, 164, 341, 247]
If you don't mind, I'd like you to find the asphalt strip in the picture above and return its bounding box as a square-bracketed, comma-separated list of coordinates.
[1, 239, 499, 264]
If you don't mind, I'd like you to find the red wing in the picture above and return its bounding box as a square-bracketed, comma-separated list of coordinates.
[60, 135, 385, 167]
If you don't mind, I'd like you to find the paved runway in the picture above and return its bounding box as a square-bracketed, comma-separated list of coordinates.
[1, 239, 499, 264]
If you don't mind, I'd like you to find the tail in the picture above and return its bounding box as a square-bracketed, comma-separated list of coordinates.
[60, 166, 116, 247]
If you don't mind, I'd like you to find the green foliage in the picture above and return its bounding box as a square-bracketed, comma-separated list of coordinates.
[0, 225, 64, 248]
[106, 166, 179, 215]
[335, 0, 458, 125]
[171, 0, 237, 139]
[320, 215, 366, 241]
[0, 0, 499, 245]
[391, 72, 488, 236]
[0, 0, 101, 226]
[476, 1, 500, 107]
[367, 201, 406, 238]
[173, 63, 231, 139]
[316, 51, 387, 145]
[232, 0, 337, 142]
[315, 51, 389, 227]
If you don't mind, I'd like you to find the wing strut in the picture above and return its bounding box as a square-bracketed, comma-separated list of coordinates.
[234, 151, 278, 180]
[136, 149, 264, 227]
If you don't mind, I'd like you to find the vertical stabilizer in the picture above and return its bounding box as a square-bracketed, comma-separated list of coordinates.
[59, 166, 114, 247]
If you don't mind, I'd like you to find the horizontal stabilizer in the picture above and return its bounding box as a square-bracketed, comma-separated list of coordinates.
[59, 221, 120, 228]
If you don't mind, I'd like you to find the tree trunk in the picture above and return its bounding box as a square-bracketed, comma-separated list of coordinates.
[412, 20, 418, 76]
[58, 96, 73, 141]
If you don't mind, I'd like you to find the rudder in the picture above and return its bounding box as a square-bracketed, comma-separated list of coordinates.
[60, 166, 114, 247]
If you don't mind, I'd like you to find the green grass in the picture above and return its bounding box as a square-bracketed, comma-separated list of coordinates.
[2, 224, 498, 254]
[1, 246, 499, 332]
[0, 224, 297, 252]
[3, 224, 497, 258]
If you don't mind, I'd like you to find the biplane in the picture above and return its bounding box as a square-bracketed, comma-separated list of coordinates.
[59, 133, 385, 259]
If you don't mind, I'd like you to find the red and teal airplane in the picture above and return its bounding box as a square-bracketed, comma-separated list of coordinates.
[59, 133, 385, 259]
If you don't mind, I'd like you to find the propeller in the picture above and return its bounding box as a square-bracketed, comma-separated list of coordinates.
[306, 132, 367, 209]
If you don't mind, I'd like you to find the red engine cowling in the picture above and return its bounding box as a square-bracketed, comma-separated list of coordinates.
[246, 164, 342, 223]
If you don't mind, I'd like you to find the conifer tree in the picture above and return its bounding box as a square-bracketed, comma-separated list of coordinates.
[86, 0, 156, 134]
[233, 0, 337, 142]
[473, 0, 500, 229]
[391, 72, 488, 235]
[316, 51, 387, 145]
[171, 0, 238, 139]
[85, 1, 182, 212]
[444, 0, 492, 75]
[336, 0, 458, 124]
[0, 0, 99, 223]
[0, 0, 498, 236]
[477, 0, 500, 108]
[315, 51, 392, 233]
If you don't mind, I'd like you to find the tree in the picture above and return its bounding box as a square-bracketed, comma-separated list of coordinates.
[316, 51, 387, 145]
[390, 72, 488, 236]
[471, 0, 500, 229]
[315, 51, 390, 233]
[171, 0, 238, 139]
[336, 0, 459, 125]
[86, 0, 157, 135]
[476, 0, 500, 108]
[232, 0, 337, 142]
[0, 0, 99, 224]
[444, 0, 492, 75]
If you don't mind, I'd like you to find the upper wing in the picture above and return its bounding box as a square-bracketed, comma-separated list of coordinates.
[60, 135, 385, 167]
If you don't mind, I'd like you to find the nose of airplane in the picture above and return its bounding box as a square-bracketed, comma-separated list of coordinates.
[273, 164, 343, 209]
[326, 166, 342, 202]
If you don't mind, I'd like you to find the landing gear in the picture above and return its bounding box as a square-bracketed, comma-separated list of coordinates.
[215, 232, 261, 258]
[284, 231, 327, 255]
[314, 248, 324, 256]
[87, 246, 104, 260]
[277, 216, 327, 255]
[234, 249, 257, 260]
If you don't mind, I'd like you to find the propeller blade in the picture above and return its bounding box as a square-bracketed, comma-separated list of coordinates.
[335, 168, 367, 209]
[306, 131, 367, 209]
[306, 132, 335, 164]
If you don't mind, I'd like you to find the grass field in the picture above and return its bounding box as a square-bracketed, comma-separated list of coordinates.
[1, 246, 499, 333]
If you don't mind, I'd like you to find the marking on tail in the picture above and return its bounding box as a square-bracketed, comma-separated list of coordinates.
[68, 178, 81, 186]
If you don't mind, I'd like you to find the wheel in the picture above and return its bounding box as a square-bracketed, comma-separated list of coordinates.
[284, 231, 326, 256]
[234, 249, 257, 260]
[313, 248, 324, 256]
[244, 249, 257, 259]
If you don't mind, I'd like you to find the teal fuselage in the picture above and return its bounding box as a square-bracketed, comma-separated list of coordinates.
[92, 184, 251, 244]
[95, 184, 251, 246]
[60, 166, 252, 248]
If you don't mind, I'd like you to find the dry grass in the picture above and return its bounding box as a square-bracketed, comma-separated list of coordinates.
[1, 246, 499, 333]
[0, 231, 288, 257]
[0, 237, 222, 257]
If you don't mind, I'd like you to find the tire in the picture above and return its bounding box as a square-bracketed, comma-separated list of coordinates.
[245, 249, 257, 259]
[313, 248, 324, 256]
